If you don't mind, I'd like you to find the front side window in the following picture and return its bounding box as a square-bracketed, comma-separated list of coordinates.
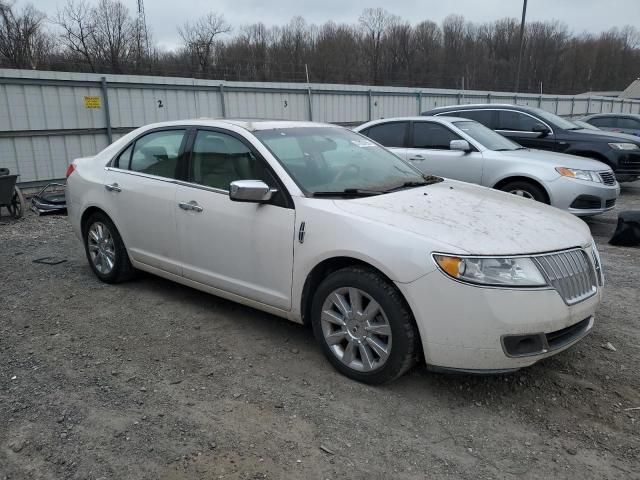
[412, 122, 461, 149]
[129, 130, 186, 178]
[254, 127, 425, 194]
[496, 111, 540, 132]
[190, 130, 275, 191]
[365, 122, 408, 148]
[588, 117, 614, 128]
[617, 117, 640, 129]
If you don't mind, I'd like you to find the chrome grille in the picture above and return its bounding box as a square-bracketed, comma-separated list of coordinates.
[598, 171, 616, 186]
[534, 249, 597, 305]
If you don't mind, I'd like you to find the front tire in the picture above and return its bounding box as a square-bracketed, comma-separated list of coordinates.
[311, 266, 419, 384]
[83, 212, 133, 283]
[498, 180, 548, 203]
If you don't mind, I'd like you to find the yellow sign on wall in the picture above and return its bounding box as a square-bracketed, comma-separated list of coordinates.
[84, 96, 101, 108]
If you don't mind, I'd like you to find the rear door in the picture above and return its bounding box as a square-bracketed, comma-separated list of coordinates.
[404, 121, 484, 184]
[616, 117, 640, 136]
[103, 128, 188, 275]
[495, 110, 556, 150]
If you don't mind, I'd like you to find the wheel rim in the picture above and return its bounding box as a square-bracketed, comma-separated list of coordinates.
[320, 287, 392, 372]
[88, 222, 116, 274]
[509, 189, 535, 200]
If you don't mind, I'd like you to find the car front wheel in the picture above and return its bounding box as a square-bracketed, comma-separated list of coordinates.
[498, 180, 548, 203]
[311, 266, 419, 384]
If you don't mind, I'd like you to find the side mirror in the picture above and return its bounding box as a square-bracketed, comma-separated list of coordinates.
[450, 139, 472, 152]
[532, 123, 550, 136]
[229, 180, 276, 203]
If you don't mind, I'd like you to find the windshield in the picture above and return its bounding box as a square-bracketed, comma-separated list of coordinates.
[527, 106, 580, 130]
[254, 127, 427, 195]
[452, 120, 523, 151]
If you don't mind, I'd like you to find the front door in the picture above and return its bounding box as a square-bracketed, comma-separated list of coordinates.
[175, 128, 295, 310]
[103, 128, 188, 275]
[402, 121, 484, 184]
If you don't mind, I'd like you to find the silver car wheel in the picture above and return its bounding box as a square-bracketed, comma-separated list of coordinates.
[320, 287, 392, 372]
[87, 222, 116, 274]
[509, 189, 535, 200]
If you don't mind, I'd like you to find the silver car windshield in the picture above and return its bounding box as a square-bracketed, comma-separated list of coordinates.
[452, 120, 523, 151]
[254, 127, 428, 195]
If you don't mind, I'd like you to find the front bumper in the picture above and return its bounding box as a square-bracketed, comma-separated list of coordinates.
[396, 265, 601, 372]
[548, 176, 619, 217]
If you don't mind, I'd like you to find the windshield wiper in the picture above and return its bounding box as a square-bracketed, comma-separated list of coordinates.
[311, 188, 383, 197]
[382, 175, 444, 193]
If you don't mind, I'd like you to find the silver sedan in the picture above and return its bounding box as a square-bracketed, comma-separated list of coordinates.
[355, 116, 620, 216]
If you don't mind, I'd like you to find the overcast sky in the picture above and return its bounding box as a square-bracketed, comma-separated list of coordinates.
[36, 0, 640, 50]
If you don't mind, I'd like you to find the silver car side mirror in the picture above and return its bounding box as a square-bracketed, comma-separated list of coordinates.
[229, 180, 276, 203]
[450, 139, 471, 152]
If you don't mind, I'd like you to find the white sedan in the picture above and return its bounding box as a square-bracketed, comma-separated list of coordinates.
[66, 120, 603, 383]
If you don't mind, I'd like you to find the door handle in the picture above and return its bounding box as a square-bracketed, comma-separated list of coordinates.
[104, 183, 122, 192]
[178, 201, 203, 213]
[409, 155, 425, 161]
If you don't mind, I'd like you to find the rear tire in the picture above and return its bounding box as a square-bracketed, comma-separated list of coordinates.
[311, 266, 419, 384]
[498, 180, 548, 204]
[83, 212, 133, 284]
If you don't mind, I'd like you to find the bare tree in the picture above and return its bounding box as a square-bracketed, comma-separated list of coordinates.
[178, 12, 230, 74]
[0, 0, 50, 68]
[359, 8, 396, 84]
[55, 0, 136, 73]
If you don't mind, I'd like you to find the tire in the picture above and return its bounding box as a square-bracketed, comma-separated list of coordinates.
[498, 180, 548, 204]
[311, 266, 419, 384]
[83, 211, 134, 283]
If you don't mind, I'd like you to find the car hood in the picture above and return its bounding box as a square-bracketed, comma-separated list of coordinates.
[566, 128, 640, 143]
[494, 149, 610, 170]
[333, 180, 592, 256]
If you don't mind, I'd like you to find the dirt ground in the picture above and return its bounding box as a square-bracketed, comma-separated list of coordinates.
[1, 184, 639, 480]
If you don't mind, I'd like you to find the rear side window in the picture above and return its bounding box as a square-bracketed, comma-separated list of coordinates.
[365, 122, 408, 148]
[452, 110, 495, 128]
[496, 111, 540, 132]
[114, 144, 133, 169]
[412, 122, 461, 149]
[588, 117, 614, 128]
[129, 130, 186, 178]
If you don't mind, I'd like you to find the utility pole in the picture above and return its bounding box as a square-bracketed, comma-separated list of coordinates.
[514, 0, 528, 93]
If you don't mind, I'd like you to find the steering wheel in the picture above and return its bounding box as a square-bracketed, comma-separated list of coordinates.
[332, 164, 360, 183]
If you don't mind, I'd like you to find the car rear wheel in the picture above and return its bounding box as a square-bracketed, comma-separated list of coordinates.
[83, 212, 133, 283]
[499, 180, 548, 204]
[311, 266, 419, 384]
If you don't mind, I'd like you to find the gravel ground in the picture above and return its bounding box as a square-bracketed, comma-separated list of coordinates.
[1, 184, 639, 480]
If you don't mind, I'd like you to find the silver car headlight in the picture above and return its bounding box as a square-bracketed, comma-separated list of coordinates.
[555, 167, 603, 183]
[608, 142, 639, 151]
[591, 241, 604, 286]
[433, 254, 547, 287]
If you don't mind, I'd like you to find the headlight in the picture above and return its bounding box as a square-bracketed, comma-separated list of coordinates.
[433, 254, 547, 287]
[555, 167, 602, 183]
[608, 142, 639, 151]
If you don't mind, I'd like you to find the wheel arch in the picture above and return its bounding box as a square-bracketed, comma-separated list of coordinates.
[300, 256, 410, 327]
[492, 175, 551, 204]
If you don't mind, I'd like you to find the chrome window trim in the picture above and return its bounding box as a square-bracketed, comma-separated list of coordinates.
[435, 108, 554, 135]
[104, 166, 228, 195]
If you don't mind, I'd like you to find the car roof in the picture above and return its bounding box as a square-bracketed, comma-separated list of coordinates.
[132, 118, 338, 132]
[356, 116, 473, 128]
[426, 103, 519, 112]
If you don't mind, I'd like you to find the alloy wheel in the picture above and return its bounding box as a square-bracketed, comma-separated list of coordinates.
[509, 189, 535, 199]
[320, 287, 392, 372]
[87, 222, 116, 274]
